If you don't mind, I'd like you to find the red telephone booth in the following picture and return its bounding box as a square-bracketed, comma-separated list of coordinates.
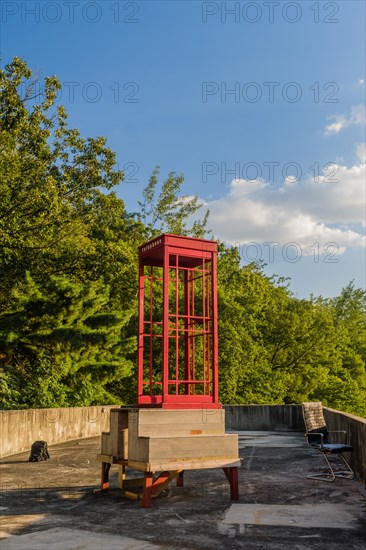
[137, 234, 221, 409]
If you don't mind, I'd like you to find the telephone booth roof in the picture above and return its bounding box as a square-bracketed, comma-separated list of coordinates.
[139, 234, 217, 267]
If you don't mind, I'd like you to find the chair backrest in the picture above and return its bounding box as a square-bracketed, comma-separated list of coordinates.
[302, 402, 328, 445]
[302, 402, 326, 431]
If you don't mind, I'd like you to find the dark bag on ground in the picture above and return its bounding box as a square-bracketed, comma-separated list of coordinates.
[29, 440, 50, 462]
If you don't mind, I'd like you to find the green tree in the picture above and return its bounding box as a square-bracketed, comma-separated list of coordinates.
[0, 57, 123, 308]
[1, 57, 365, 417]
[216, 246, 366, 417]
[311, 284, 366, 417]
[0, 274, 134, 409]
[135, 165, 210, 238]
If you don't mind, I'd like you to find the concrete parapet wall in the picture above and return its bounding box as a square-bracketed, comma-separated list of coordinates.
[2, 404, 365, 486]
[323, 407, 366, 487]
[224, 404, 304, 431]
[0, 405, 118, 458]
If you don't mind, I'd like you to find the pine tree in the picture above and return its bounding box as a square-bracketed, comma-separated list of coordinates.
[0, 274, 135, 408]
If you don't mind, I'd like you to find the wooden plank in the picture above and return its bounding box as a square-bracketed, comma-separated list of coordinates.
[127, 431, 150, 464]
[101, 432, 112, 456]
[122, 477, 145, 488]
[138, 408, 225, 428]
[127, 459, 149, 472]
[138, 424, 225, 437]
[117, 464, 126, 489]
[149, 458, 242, 471]
[110, 410, 129, 457]
[128, 411, 150, 463]
[96, 454, 126, 465]
[151, 470, 183, 496]
[97, 453, 114, 464]
[137, 408, 226, 437]
[126, 457, 241, 472]
[119, 428, 128, 460]
[148, 434, 239, 461]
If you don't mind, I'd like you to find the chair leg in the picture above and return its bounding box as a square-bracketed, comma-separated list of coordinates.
[307, 451, 355, 482]
[307, 452, 336, 482]
[337, 454, 355, 479]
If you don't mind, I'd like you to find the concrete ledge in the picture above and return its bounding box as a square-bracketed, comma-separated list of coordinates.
[0, 406, 118, 458]
[224, 404, 304, 431]
[2, 404, 365, 487]
[324, 407, 366, 487]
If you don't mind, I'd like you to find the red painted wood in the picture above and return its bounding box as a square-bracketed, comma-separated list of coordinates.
[142, 472, 153, 508]
[137, 234, 220, 409]
[176, 471, 184, 487]
[223, 467, 239, 501]
[101, 463, 111, 493]
[151, 471, 170, 495]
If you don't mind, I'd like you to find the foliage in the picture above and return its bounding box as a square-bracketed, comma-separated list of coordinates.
[0, 274, 134, 408]
[1, 58, 365, 417]
[135, 165, 210, 238]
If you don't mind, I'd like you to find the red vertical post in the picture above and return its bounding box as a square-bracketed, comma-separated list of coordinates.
[211, 250, 219, 404]
[202, 258, 206, 395]
[137, 260, 145, 401]
[162, 245, 169, 404]
[175, 255, 179, 395]
[101, 462, 111, 492]
[184, 270, 190, 395]
[149, 266, 153, 397]
[142, 471, 153, 508]
[176, 471, 184, 487]
[191, 274, 195, 393]
[223, 467, 239, 501]
[207, 266, 211, 395]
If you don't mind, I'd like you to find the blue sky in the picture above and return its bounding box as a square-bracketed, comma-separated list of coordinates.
[1, 0, 365, 298]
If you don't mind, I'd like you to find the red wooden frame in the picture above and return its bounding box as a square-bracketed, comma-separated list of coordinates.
[137, 234, 221, 409]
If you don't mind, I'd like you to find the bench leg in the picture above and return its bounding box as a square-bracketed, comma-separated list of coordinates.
[118, 464, 126, 489]
[142, 471, 153, 508]
[176, 471, 184, 487]
[101, 462, 111, 492]
[223, 467, 239, 501]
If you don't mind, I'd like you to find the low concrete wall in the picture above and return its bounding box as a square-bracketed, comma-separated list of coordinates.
[224, 404, 365, 487]
[2, 404, 365, 486]
[324, 407, 366, 487]
[224, 404, 304, 431]
[0, 405, 118, 459]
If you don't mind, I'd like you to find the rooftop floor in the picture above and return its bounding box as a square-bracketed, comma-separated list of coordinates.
[1, 431, 365, 549]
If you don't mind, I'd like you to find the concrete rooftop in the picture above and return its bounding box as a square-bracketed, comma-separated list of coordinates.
[1, 431, 366, 549]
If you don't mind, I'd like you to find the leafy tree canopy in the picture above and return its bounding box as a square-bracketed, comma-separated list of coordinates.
[1, 58, 365, 417]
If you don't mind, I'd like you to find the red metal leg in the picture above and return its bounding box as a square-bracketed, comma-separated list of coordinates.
[176, 471, 184, 487]
[142, 471, 153, 508]
[101, 462, 111, 492]
[223, 467, 239, 501]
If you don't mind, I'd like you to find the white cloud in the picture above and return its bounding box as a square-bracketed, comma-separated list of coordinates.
[325, 104, 366, 135]
[199, 157, 366, 253]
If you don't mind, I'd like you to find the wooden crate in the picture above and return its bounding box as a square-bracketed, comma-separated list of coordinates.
[101, 432, 112, 456]
[126, 409, 240, 472]
[136, 408, 226, 437]
[109, 409, 129, 459]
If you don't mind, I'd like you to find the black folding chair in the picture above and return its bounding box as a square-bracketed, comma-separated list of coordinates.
[302, 402, 354, 482]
